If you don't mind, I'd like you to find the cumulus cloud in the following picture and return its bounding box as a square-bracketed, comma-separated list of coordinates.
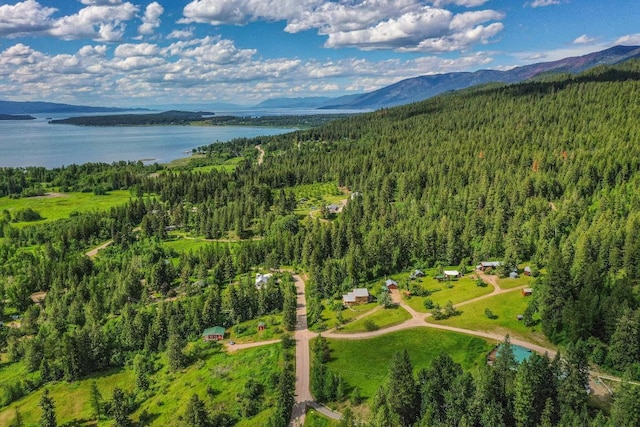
[529, 0, 562, 7]
[49, 3, 138, 42]
[181, 0, 504, 52]
[138, 2, 163, 36]
[0, 0, 57, 37]
[615, 33, 640, 45]
[573, 34, 594, 45]
[168, 28, 194, 39]
[115, 43, 160, 57]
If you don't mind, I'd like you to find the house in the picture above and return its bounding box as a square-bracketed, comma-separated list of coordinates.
[202, 326, 225, 341]
[410, 269, 425, 280]
[326, 204, 341, 214]
[255, 273, 272, 289]
[444, 270, 461, 279]
[350, 192, 362, 200]
[522, 288, 533, 296]
[258, 321, 266, 331]
[342, 288, 370, 306]
[477, 261, 503, 271]
[509, 271, 519, 279]
[524, 266, 531, 276]
[384, 279, 398, 290]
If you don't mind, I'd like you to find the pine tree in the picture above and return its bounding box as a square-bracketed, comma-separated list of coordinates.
[386, 349, 419, 426]
[39, 389, 57, 427]
[184, 394, 210, 427]
[111, 387, 132, 427]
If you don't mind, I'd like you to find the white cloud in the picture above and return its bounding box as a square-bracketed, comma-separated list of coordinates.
[49, 2, 138, 42]
[529, 0, 561, 7]
[80, 0, 124, 5]
[115, 43, 160, 57]
[573, 34, 594, 45]
[615, 33, 640, 46]
[432, 0, 490, 6]
[168, 28, 194, 39]
[138, 2, 163, 36]
[78, 44, 107, 57]
[0, 0, 57, 37]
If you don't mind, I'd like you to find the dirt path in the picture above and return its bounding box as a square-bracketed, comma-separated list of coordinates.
[256, 144, 265, 165]
[290, 274, 341, 426]
[85, 239, 113, 258]
[226, 339, 281, 353]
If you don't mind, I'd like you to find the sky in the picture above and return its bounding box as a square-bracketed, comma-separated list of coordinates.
[0, 0, 638, 107]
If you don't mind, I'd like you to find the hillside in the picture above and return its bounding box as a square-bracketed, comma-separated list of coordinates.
[1, 60, 640, 426]
[0, 100, 145, 115]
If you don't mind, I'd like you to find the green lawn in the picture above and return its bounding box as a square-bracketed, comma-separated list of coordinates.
[425, 289, 552, 347]
[191, 157, 243, 173]
[402, 277, 493, 313]
[312, 301, 378, 332]
[337, 306, 412, 333]
[324, 328, 493, 400]
[0, 190, 135, 227]
[290, 182, 346, 217]
[162, 236, 218, 253]
[497, 275, 534, 290]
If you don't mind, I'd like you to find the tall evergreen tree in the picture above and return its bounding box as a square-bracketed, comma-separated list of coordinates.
[39, 389, 56, 427]
[386, 349, 419, 426]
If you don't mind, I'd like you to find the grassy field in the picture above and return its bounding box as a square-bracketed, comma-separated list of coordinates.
[162, 236, 219, 253]
[337, 306, 411, 333]
[0, 343, 283, 427]
[324, 328, 493, 400]
[191, 157, 243, 173]
[227, 315, 285, 344]
[0, 364, 134, 427]
[425, 290, 552, 347]
[0, 190, 135, 227]
[311, 301, 378, 332]
[402, 276, 493, 313]
[290, 182, 346, 217]
[497, 275, 535, 290]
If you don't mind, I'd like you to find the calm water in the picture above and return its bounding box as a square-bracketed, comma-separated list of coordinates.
[0, 115, 294, 168]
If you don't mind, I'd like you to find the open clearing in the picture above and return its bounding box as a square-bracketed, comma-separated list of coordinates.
[337, 305, 412, 333]
[425, 290, 551, 347]
[324, 328, 493, 400]
[0, 190, 135, 227]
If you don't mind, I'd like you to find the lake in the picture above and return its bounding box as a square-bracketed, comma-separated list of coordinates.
[0, 115, 295, 168]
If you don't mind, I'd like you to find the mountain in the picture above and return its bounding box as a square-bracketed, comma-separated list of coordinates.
[324, 45, 640, 109]
[0, 100, 146, 115]
[257, 45, 640, 110]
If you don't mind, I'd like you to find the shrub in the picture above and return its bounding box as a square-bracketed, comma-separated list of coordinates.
[364, 320, 379, 331]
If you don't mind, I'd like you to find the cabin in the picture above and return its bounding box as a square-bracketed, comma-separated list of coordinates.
[522, 288, 533, 297]
[444, 270, 461, 279]
[524, 266, 531, 276]
[509, 271, 519, 279]
[342, 288, 370, 306]
[258, 321, 266, 331]
[202, 326, 225, 341]
[384, 279, 398, 290]
[477, 261, 503, 271]
[255, 273, 272, 289]
[409, 269, 425, 280]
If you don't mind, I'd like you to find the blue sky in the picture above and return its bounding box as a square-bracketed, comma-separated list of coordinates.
[0, 0, 638, 107]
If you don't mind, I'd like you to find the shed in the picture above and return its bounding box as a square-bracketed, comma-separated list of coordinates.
[384, 279, 398, 290]
[255, 273, 272, 289]
[509, 271, 519, 279]
[258, 321, 266, 331]
[326, 204, 340, 214]
[478, 261, 503, 271]
[522, 288, 533, 297]
[444, 270, 461, 279]
[410, 269, 425, 280]
[202, 326, 225, 341]
[524, 266, 531, 276]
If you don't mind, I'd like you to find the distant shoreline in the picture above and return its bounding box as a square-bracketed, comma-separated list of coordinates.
[0, 114, 36, 121]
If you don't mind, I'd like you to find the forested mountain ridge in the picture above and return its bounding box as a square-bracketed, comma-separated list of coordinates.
[1, 60, 640, 425]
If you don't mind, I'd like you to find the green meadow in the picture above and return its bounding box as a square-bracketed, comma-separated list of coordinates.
[0, 190, 135, 227]
[337, 306, 411, 333]
[425, 289, 552, 347]
[324, 328, 493, 400]
[312, 301, 378, 332]
[400, 275, 493, 312]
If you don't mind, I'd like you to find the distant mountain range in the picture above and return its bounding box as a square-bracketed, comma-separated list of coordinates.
[259, 45, 640, 110]
[0, 100, 145, 115]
